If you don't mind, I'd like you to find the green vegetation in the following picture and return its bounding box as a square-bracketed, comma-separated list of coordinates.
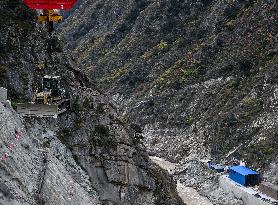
[155, 67, 173, 86]
[150, 163, 183, 205]
[224, 20, 236, 31]
[224, 114, 238, 126]
[155, 59, 198, 87]
[98, 62, 131, 83]
[241, 133, 278, 169]
[71, 96, 80, 112]
[75, 116, 85, 129]
[14, 19, 33, 32]
[83, 97, 91, 108]
[10, 98, 25, 109]
[96, 103, 105, 114]
[140, 50, 154, 60]
[157, 40, 168, 50]
[11, 101, 17, 109]
[184, 116, 194, 126]
[94, 125, 110, 137]
[36, 63, 46, 70]
[242, 97, 256, 106]
[239, 96, 262, 121]
[155, 60, 183, 86]
[90, 125, 118, 150]
[172, 37, 185, 47]
[42, 141, 50, 148]
[259, 54, 278, 71]
[76, 37, 105, 63]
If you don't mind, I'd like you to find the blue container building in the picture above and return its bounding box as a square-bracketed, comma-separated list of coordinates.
[210, 164, 224, 173]
[229, 166, 260, 186]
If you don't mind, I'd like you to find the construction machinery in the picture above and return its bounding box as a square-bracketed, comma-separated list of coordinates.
[17, 75, 69, 118]
[23, 0, 77, 32]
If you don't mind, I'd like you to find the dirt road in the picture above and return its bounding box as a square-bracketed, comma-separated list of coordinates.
[150, 156, 213, 205]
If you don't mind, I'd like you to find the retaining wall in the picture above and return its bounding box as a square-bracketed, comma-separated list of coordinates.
[219, 175, 274, 205]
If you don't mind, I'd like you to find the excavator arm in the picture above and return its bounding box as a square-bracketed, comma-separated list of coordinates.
[23, 0, 77, 32]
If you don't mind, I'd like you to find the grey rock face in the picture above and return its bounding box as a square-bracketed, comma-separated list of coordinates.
[264, 160, 278, 185]
[55, 87, 183, 204]
[0, 102, 101, 205]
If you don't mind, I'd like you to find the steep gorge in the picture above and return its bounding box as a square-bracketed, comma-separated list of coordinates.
[59, 0, 277, 203]
[0, 0, 277, 204]
[0, 0, 183, 204]
[60, 0, 277, 173]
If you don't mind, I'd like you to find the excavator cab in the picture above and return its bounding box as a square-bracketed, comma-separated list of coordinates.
[41, 75, 62, 96]
[42, 76, 61, 91]
[34, 75, 65, 104]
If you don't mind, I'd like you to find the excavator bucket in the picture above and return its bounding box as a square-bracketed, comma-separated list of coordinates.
[16, 103, 66, 118]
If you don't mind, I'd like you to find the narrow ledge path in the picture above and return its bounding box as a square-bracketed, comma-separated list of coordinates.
[149, 156, 213, 205]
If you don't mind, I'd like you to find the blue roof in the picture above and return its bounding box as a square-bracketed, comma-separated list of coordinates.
[230, 166, 258, 176]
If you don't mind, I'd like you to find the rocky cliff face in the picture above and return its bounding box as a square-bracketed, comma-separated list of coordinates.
[56, 87, 183, 205]
[0, 102, 101, 205]
[60, 0, 277, 203]
[0, 1, 183, 204]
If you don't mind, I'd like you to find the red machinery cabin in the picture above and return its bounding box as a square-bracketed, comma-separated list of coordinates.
[23, 0, 77, 10]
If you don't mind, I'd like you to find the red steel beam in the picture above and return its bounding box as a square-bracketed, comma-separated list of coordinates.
[23, 0, 77, 10]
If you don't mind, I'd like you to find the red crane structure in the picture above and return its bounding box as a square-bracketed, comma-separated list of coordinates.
[23, 0, 77, 32]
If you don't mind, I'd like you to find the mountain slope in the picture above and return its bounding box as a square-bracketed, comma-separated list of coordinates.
[61, 0, 277, 169]
[60, 0, 277, 203]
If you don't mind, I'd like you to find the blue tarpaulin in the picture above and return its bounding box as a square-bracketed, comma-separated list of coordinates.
[230, 166, 258, 175]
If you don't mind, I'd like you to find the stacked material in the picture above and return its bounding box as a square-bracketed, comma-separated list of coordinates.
[259, 182, 278, 200]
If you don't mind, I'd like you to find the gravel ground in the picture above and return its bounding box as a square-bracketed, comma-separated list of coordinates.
[177, 181, 213, 205]
[176, 159, 244, 205]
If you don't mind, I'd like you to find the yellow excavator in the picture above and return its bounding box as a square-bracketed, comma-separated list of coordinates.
[17, 75, 69, 118]
[38, 10, 62, 33]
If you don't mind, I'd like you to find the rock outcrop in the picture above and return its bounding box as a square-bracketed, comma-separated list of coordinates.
[55, 87, 183, 205]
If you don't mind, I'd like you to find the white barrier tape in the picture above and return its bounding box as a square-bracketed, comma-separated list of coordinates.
[68, 180, 75, 200]
[1, 128, 98, 204]
[8, 143, 15, 151]
[0, 128, 25, 161]
[1, 152, 9, 161]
